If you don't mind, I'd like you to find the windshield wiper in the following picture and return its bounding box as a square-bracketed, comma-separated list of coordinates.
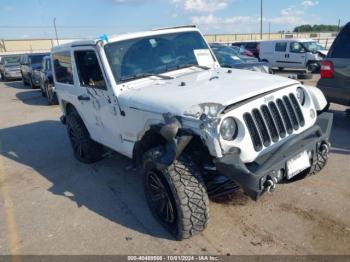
[121, 72, 174, 82]
[178, 64, 211, 70]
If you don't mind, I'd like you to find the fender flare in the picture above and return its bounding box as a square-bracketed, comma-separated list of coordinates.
[134, 113, 193, 167]
[304, 85, 328, 111]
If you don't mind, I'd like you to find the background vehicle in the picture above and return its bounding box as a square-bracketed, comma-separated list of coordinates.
[231, 45, 254, 57]
[259, 39, 327, 73]
[210, 43, 270, 74]
[20, 53, 49, 88]
[0, 55, 22, 81]
[317, 22, 350, 108]
[230, 46, 259, 62]
[232, 41, 260, 58]
[36, 56, 58, 105]
[52, 26, 332, 241]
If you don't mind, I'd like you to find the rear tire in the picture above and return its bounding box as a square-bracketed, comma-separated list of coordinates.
[66, 110, 103, 163]
[143, 146, 209, 240]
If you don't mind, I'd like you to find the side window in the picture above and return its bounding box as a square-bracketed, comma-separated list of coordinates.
[290, 42, 306, 53]
[53, 52, 74, 85]
[330, 26, 350, 59]
[42, 59, 46, 70]
[275, 42, 287, 52]
[74, 50, 106, 89]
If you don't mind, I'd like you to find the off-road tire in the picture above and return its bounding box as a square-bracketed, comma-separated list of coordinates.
[66, 110, 103, 164]
[143, 146, 209, 240]
[308, 143, 330, 176]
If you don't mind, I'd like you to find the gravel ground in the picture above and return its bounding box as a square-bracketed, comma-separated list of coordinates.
[0, 76, 349, 255]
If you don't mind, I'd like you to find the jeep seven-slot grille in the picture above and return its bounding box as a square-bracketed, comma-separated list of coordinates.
[244, 93, 305, 152]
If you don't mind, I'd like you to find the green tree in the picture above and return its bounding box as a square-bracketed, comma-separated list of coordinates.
[293, 24, 339, 32]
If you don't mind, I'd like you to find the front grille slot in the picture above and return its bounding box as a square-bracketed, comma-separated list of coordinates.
[277, 99, 293, 134]
[269, 102, 287, 138]
[243, 113, 263, 151]
[283, 96, 299, 130]
[243, 93, 306, 152]
[261, 105, 279, 143]
[289, 94, 305, 127]
[252, 109, 271, 147]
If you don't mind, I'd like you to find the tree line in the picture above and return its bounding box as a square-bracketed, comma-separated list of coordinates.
[293, 24, 341, 32]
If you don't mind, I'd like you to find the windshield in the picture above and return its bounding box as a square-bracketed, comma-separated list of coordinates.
[210, 45, 243, 65]
[104, 31, 212, 83]
[2, 56, 21, 65]
[29, 55, 47, 64]
[302, 42, 326, 52]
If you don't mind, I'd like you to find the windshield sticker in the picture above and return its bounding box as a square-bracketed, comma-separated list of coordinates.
[231, 55, 240, 60]
[149, 39, 157, 48]
[194, 49, 215, 67]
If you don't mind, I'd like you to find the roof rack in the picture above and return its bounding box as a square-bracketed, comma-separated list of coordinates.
[152, 25, 197, 31]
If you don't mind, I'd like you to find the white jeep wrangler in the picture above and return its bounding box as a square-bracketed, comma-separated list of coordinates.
[51, 26, 333, 240]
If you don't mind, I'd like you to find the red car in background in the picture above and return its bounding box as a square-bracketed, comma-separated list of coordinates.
[232, 41, 260, 59]
[231, 46, 254, 57]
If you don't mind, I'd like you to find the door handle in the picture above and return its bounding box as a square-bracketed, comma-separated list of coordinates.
[77, 95, 90, 101]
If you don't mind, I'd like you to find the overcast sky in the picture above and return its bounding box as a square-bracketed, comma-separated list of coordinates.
[0, 0, 348, 39]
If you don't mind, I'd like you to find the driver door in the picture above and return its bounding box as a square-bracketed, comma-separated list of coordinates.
[288, 42, 307, 68]
[72, 47, 123, 151]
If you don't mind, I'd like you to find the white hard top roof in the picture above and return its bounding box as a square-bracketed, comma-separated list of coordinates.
[51, 25, 200, 52]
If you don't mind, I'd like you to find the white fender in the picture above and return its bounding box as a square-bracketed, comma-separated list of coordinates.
[304, 85, 328, 111]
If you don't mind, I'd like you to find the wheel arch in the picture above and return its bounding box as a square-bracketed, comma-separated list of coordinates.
[133, 123, 211, 169]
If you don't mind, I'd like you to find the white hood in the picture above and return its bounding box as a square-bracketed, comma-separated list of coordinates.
[120, 68, 299, 116]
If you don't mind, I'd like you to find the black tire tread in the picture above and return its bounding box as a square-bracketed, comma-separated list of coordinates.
[66, 110, 103, 164]
[143, 147, 209, 240]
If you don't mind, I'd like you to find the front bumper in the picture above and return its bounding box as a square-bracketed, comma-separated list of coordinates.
[4, 71, 22, 79]
[215, 112, 333, 200]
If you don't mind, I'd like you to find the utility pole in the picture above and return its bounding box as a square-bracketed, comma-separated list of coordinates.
[338, 19, 341, 32]
[260, 0, 263, 40]
[53, 18, 59, 46]
[268, 22, 271, 40]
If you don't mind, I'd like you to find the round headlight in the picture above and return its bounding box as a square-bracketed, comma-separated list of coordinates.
[296, 87, 306, 105]
[220, 117, 238, 141]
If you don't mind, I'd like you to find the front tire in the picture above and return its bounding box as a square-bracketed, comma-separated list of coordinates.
[46, 83, 58, 105]
[66, 110, 103, 163]
[143, 147, 209, 240]
[29, 76, 36, 89]
[307, 62, 320, 73]
[40, 84, 47, 97]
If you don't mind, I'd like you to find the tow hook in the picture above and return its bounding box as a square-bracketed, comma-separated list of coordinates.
[266, 177, 278, 193]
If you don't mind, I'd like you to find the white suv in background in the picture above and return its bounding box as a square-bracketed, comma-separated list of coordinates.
[51, 26, 333, 240]
[259, 39, 328, 72]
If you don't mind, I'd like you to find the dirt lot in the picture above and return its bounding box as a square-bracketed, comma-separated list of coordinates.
[0, 75, 350, 255]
